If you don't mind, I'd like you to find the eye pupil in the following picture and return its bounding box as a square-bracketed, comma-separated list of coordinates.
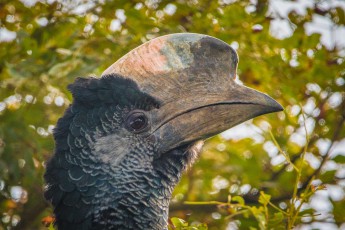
[126, 111, 149, 133]
[130, 116, 145, 129]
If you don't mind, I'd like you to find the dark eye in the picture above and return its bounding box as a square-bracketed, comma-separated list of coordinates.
[125, 111, 149, 133]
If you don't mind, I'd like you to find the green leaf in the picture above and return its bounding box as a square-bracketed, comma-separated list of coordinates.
[251, 207, 266, 230]
[268, 212, 285, 230]
[232, 196, 245, 205]
[333, 155, 345, 164]
[298, 208, 314, 216]
[170, 217, 188, 228]
[258, 191, 271, 206]
[48, 59, 82, 77]
[48, 223, 56, 230]
[319, 170, 337, 184]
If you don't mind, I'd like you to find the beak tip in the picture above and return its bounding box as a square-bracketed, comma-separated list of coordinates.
[264, 95, 284, 113]
[273, 104, 284, 113]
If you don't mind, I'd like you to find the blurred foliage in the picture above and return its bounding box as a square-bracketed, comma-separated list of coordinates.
[0, 0, 344, 229]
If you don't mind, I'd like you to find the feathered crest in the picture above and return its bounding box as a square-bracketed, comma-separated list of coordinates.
[68, 74, 161, 109]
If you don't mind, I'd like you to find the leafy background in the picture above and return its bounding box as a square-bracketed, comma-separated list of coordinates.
[0, 0, 344, 229]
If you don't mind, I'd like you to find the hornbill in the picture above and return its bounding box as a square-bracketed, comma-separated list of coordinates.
[44, 33, 283, 230]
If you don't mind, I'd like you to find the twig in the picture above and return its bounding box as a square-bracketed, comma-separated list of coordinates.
[301, 97, 345, 191]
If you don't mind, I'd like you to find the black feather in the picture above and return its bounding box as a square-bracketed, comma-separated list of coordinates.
[44, 74, 186, 230]
[67, 74, 161, 109]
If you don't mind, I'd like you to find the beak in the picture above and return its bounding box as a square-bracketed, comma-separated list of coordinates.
[101, 33, 283, 153]
[151, 82, 283, 154]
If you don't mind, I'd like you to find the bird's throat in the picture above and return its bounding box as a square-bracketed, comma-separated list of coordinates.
[91, 144, 201, 230]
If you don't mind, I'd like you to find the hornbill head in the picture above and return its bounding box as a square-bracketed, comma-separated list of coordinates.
[44, 33, 283, 230]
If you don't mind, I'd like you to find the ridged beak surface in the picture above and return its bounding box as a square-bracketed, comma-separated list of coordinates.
[102, 33, 283, 153]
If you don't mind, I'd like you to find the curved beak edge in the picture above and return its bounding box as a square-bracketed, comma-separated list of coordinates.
[152, 85, 283, 154]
